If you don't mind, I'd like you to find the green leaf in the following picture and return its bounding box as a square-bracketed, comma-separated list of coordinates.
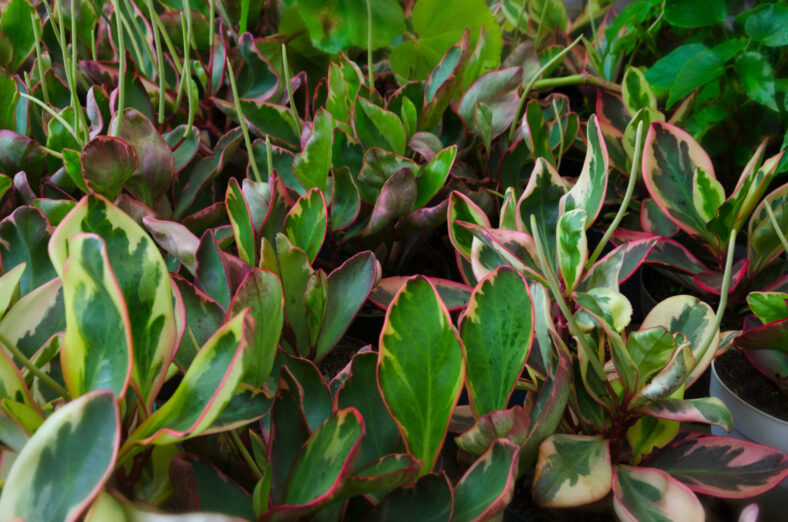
[294, 109, 333, 191]
[453, 439, 519, 522]
[80, 137, 138, 201]
[613, 465, 704, 522]
[370, 276, 471, 312]
[642, 122, 718, 243]
[627, 327, 677, 389]
[745, 3, 788, 47]
[330, 167, 360, 231]
[195, 231, 233, 310]
[522, 100, 554, 165]
[691, 167, 725, 223]
[458, 67, 522, 139]
[353, 98, 406, 155]
[421, 35, 469, 131]
[236, 32, 280, 101]
[561, 116, 608, 227]
[50, 195, 178, 411]
[557, 209, 587, 294]
[448, 191, 491, 261]
[748, 184, 788, 275]
[664, 0, 726, 28]
[314, 252, 380, 363]
[367, 474, 453, 521]
[125, 311, 252, 447]
[475, 102, 493, 153]
[0, 279, 64, 365]
[528, 0, 568, 31]
[414, 146, 457, 210]
[0, 67, 18, 131]
[460, 267, 532, 417]
[283, 188, 327, 264]
[0, 390, 119, 521]
[0, 0, 39, 72]
[171, 276, 224, 370]
[622, 67, 657, 114]
[225, 177, 257, 266]
[0, 207, 57, 297]
[735, 52, 779, 112]
[389, 0, 502, 81]
[378, 276, 464, 475]
[747, 292, 788, 324]
[61, 234, 132, 399]
[645, 44, 707, 96]
[533, 434, 612, 508]
[213, 98, 300, 146]
[229, 268, 283, 387]
[640, 397, 733, 432]
[267, 409, 364, 520]
[0, 263, 24, 318]
[667, 48, 725, 108]
[626, 415, 679, 465]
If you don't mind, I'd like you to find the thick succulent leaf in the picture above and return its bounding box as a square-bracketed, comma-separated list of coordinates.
[370, 276, 471, 312]
[366, 473, 453, 522]
[50, 195, 177, 411]
[640, 397, 733, 432]
[168, 453, 256, 520]
[574, 288, 633, 333]
[533, 434, 612, 508]
[330, 167, 361, 231]
[642, 198, 680, 237]
[561, 115, 609, 225]
[748, 184, 788, 275]
[463, 223, 542, 282]
[453, 439, 519, 522]
[455, 405, 531, 456]
[580, 238, 657, 291]
[378, 276, 464, 475]
[691, 167, 725, 225]
[228, 268, 283, 387]
[627, 327, 677, 388]
[357, 148, 418, 202]
[212, 98, 300, 146]
[735, 318, 788, 352]
[631, 346, 693, 408]
[557, 209, 587, 294]
[170, 276, 224, 370]
[314, 252, 380, 363]
[448, 191, 491, 261]
[460, 267, 533, 417]
[343, 454, 422, 497]
[266, 408, 364, 520]
[747, 292, 788, 324]
[353, 98, 406, 155]
[622, 67, 657, 114]
[641, 295, 717, 386]
[225, 177, 257, 266]
[336, 352, 406, 467]
[641, 122, 717, 243]
[165, 125, 201, 174]
[458, 67, 522, 138]
[521, 100, 553, 165]
[283, 188, 327, 264]
[613, 465, 704, 522]
[0, 341, 36, 411]
[413, 146, 457, 210]
[0, 263, 24, 318]
[362, 167, 417, 236]
[293, 109, 333, 191]
[236, 32, 280, 101]
[627, 415, 680, 465]
[0, 390, 119, 522]
[647, 434, 788, 498]
[61, 234, 132, 399]
[143, 217, 200, 275]
[641, 236, 709, 275]
[1, 0, 39, 72]
[109, 108, 175, 206]
[0, 207, 57, 296]
[516, 158, 567, 273]
[124, 311, 252, 448]
[421, 35, 469, 131]
[278, 353, 333, 432]
[195, 231, 233, 310]
[79, 136, 138, 201]
[0, 278, 64, 363]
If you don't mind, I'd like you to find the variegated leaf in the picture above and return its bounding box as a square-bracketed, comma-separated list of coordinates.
[0, 390, 119, 522]
[448, 191, 491, 261]
[342, 454, 422, 498]
[640, 397, 733, 432]
[626, 415, 679, 464]
[453, 439, 519, 522]
[283, 188, 328, 264]
[533, 434, 612, 508]
[370, 276, 471, 312]
[0, 264, 25, 319]
[561, 115, 609, 225]
[378, 276, 464, 475]
[647, 434, 788, 498]
[557, 209, 587, 294]
[622, 67, 657, 114]
[613, 465, 704, 522]
[460, 267, 533, 417]
[61, 234, 133, 399]
[630, 346, 693, 408]
[748, 183, 788, 275]
[455, 405, 531, 456]
[49, 195, 177, 411]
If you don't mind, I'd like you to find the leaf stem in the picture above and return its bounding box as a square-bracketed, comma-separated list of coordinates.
[552, 97, 564, 171]
[0, 332, 70, 400]
[265, 135, 273, 180]
[230, 429, 265, 479]
[586, 121, 644, 269]
[366, 0, 374, 89]
[507, 35, 583, 143]
[530, 72, 622, 93]
[20, 92, 81, 143]
[764, 201, 788, 254]
[281, 43, 302, 138]
[31, 18, 50, 105]
[145, 0, 166, 126]
[226, 58, 263, 182]
[110, 0, 126, 123]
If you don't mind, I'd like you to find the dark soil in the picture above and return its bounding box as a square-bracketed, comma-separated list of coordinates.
[715, 349, 788, 421]
[504, 472, 612, 522]
[318, 335, 368, 381]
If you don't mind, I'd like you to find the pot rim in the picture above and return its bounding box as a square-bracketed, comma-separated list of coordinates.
[711, 357, 788, 427]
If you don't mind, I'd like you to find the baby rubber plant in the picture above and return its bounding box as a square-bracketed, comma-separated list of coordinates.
[632, 120, 785, 298]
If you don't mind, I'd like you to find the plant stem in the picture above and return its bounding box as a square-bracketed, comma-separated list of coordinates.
[70, 0, 89, 142]
[230, 429, 265, 480]
[226, 58, 263, 183]
[110, 0, 126, 123]
[530, 73, 622, 93]
[507, 35, 583, 143]
[145, 0, 166, 126]
[265, 135, 273, 180]
[0, 332, 70, 400]
[152, 14, 183, 72]
[39, 145, 64, 159]
[551, 97, 564, 171]
[208, 0, 216, 91]
[586, 121, 644, 269]
[281, 43, 302, 138]
[366, 0, 374, 89]
[530, 215, 607, 380]
[764, 201, 788, 254]
[20, 92, 81, 143]
[510, 0, 527, 50]
[31, 19, 50, 105]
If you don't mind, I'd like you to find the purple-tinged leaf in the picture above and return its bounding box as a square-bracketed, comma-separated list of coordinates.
[370, 276, 471, 312]
[421, 33, 468, 131]
[80, 136, 138, 201]
[647, 433, 788, 498]
[362, 167, 417, 236]
[454, 439, 519, 522]
[143, 217, 200, 275]
[613, 465, 704, 522]
[0, 206, 56, 296]
[641, 397, 733, 431]
[580, 238, 657, 291]
[458, 67, 522, 138]
[736, 318, 788, 353]
[693, 259, 749, 295]
[378, 276, 464, 475]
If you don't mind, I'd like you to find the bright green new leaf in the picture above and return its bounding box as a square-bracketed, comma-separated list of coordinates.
[0, 0, 39, 72]
[747, 292, 788, 325]
[460, 267, 533, 418]
[691, 167, 725, 223]
[62, 234, 132, 399]
[283, 188, 327, 264]
[378, 276, 464, 475]
[294, 109, 333, 191]
[414, 146, 457, 210]
[353, 98, 406, 155]
[664, 0, 726, 28]
[0, 390, 119, 522]
[226, 177, 257, 266]
[735, 52, 779, 112]
[557, 209, 587, 294]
